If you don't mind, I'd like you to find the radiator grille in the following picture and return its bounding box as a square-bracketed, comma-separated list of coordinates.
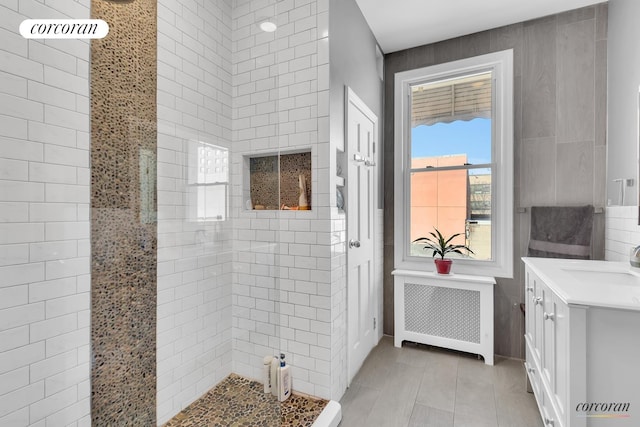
[404, 283, 481, 343]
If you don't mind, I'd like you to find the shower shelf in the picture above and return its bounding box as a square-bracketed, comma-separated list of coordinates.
[244, 150, 312, 211]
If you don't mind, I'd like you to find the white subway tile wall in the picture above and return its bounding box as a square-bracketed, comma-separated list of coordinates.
[230, 0, 342, 401]
[605, 206, 640, 261]
[0, 1, 91, 426]
[156, 0, 234, 424]
[2, 0, 379, 422]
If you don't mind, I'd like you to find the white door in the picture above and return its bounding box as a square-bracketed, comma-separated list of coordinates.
[346, 87, 378, 384]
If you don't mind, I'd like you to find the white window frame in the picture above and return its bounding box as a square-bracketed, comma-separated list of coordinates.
[187, 140, 229, 222]
[393, 50, 514, 278]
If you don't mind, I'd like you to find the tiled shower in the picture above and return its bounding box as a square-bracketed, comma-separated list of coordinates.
[0, 0, 380, 424]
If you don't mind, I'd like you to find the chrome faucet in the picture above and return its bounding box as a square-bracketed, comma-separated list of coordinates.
[631, 245, 640, 268]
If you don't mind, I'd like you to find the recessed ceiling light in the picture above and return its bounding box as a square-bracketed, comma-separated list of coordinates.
[259, 21, 277, 32]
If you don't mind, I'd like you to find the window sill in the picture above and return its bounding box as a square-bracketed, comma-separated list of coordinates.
[394, 258, 513, 279]
[392, 268, 495, 284]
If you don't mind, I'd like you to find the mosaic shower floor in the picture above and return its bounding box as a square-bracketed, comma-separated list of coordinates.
[163, 374, 329, 427]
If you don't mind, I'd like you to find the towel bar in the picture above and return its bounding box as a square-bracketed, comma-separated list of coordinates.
[517, 207, 604, 214]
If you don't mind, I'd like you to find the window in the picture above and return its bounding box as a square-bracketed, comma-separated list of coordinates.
[187, 141, 229, 221]
[394, 50, 513, 278]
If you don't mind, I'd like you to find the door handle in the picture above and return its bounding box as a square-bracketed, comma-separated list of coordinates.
[353, 153, 365, 162]
[365, 159, 376, 166]
[349, 239, 361, 248]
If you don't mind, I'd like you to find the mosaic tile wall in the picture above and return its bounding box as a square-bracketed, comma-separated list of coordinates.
[90, 0, 157, 425]
[249, 153, 312, 210]
[280, 153, 312, 209]
[249, 156, 279, 210]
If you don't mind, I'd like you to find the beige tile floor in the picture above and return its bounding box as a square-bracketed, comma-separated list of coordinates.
[339, 337, 543, 427]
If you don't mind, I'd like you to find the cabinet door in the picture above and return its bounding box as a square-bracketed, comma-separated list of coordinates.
[526, 269, 545, 367]
[540, 384, 560, 427]
[550, 292, 569, 427]
[534, 279, 546, 363]
[525, 343, 540, 398]
[541, 284, 555, 388]
[524, 269, 536, 346]
[541, 289, 569, 427]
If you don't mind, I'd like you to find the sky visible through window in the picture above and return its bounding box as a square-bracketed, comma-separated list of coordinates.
[409, 117, 493, 260]
[411, 118, 492, 167]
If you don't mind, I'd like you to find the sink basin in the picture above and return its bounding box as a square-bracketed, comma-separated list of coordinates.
[523, 257, 640, 310]
[564, 269, 640, 287]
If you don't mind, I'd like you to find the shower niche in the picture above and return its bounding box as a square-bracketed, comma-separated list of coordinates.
[244, 150, 312, 211]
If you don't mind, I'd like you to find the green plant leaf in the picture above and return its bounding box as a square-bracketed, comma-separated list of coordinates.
[413, 227, 474, 260]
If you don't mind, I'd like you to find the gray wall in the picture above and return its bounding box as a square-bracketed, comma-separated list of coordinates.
[383, 4, 607, 359]
[329, 0, 384, 328]
[329, 0, 384, 394]
[329, 0, 383, 153]
[607, 0, 640, 207]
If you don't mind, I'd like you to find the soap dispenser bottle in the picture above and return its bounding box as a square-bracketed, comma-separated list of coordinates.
[263, 355, 272, 394]
[631, 245, 640, 267]
[278, 353, 291, 402]
[270, 356, 279, 397]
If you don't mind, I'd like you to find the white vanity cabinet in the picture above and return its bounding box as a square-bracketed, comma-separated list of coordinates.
[523, 258, 640, 427]
[525, 268, 582, 427]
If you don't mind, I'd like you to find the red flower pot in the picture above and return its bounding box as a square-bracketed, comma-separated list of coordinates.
[434, 258, 452, 274]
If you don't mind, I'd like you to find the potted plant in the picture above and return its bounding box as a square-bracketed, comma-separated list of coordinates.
[413, 228, 474, 274]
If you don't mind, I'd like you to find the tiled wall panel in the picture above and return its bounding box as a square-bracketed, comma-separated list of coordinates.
[156, 0, 234, 424]
[383, 4, 608, 359]
[90, 0, 158, 424]
[231, 0, 335, 400]
[607, 0, 640, 206]
[0, 2, 91, 426]
[0, 1, 376, 422]
[605, 206, 640, 261]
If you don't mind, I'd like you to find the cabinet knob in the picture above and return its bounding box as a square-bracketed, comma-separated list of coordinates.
[526, 286, 534, 293]
[544, 312, 555, 321]
[534, 297, 542, 305]
[527, 367, 535, 374]
[545, 417, 554, 426]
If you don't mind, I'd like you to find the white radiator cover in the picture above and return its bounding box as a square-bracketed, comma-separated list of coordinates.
[393, 270, 495, 365]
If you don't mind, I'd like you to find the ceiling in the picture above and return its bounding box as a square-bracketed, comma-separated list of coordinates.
[354, 0, 606, 53]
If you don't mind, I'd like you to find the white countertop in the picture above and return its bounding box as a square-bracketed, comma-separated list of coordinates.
[522, 257, 640, 311]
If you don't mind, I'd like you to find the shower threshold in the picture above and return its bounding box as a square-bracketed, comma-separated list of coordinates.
[163, 374, 341, 427]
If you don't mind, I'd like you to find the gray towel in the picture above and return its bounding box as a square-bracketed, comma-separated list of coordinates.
[528, 205, 594, 259]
